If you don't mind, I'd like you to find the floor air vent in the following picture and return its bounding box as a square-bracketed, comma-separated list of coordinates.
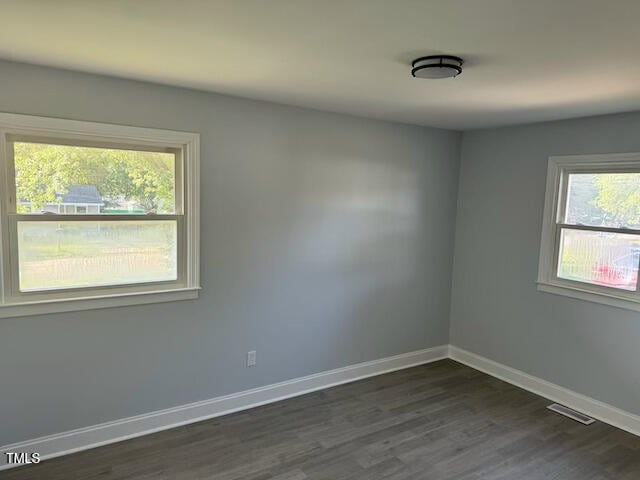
[547, 403, 595, 425]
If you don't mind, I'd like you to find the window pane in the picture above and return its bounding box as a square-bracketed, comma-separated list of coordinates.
[565, 172, 640, 229]
[17, 221, 177, 291]
[14, 142, 176, 215]
[557, 228, 640, 291]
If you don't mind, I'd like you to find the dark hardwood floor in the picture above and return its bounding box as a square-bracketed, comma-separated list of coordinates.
[3, 359, 640, 479]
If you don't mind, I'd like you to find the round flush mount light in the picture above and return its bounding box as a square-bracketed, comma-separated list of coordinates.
[411, 55, 463, 79]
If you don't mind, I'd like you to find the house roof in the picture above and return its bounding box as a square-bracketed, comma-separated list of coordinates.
[57, 185, 103, 204]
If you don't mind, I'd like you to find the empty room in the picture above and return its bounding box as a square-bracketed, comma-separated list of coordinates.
[1, 1, 640, 478]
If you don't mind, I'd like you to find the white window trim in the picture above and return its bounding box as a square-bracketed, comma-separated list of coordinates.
[537, 152, 640, 312]
[0, 112, 200, 318]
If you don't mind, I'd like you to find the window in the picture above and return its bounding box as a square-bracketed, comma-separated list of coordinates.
[0, 113, 200, 317]
[538, 153, 640, 311]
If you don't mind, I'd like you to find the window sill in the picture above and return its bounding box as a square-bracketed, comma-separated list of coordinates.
[0, 287, 200, 319]
[537, 281, 640, 313]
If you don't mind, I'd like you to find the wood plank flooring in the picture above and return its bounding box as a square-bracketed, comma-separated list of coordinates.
[3, 359, 640, 479]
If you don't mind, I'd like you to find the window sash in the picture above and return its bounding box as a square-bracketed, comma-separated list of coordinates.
[5, 138, 185, 297]
[556, 166, 640, 226]
[5, 136, 185, 216]
[551, 225, 640, 296]
[5, 216, 186, 301]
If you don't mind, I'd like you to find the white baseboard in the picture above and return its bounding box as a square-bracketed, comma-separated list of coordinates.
[4, 344, 640, 471]
[449, 345, 640, 438]
[0, 345, 448, 470]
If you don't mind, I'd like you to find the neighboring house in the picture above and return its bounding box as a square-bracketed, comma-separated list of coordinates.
[21, 185, 104, 214]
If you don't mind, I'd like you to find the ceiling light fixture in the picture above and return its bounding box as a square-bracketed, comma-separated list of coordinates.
[411, 55, 463, 79]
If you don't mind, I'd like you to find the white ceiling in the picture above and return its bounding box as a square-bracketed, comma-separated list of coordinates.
[1, 0, 640, 130]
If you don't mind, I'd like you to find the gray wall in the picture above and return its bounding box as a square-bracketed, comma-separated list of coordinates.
[450, 112, 640, 416]
[0, 61, 461, 445]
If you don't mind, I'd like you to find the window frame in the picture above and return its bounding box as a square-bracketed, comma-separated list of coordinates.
[538, 153, 640, 311]
[0, 112, 200, 318]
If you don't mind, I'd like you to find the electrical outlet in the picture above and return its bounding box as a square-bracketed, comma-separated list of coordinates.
[247, 350, 257, 367]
